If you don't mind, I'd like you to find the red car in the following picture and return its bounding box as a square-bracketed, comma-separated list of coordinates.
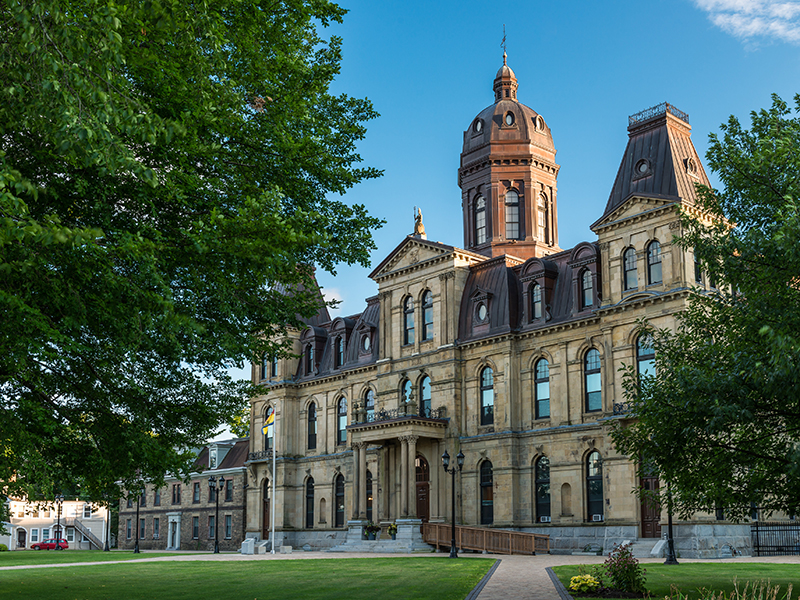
[31, 538, 68, 550]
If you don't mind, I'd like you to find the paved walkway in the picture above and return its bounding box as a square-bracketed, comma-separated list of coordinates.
[2, 550, 799, 600]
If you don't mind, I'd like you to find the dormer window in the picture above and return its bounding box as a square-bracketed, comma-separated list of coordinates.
[581, 269, 593, 309]
[476, 302, 488, 323]
[305, 345, 314, 375]
[334, 337, 344, 369]
[531, 283, 542, 320]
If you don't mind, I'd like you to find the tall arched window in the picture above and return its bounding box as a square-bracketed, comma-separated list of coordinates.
[334, 337, 344, 369]
[587, 451, 603, 520]
[420, 376, 431, 418]
[401, 379, 412, 405]
[422, 290, 433, 341]
[475, 195, 487, 244]
[336, 397, 347, 446]
[271, 355, 278, 378]
[505, 189, 520, 240]
[403, 297, 414, 345]
[366, 470, 373, 522]
[480, 367, 494, 426]
[637, 335, 656, 379]
[264, 406, 274, 450]
[364, 389, 375, 423]
[334, 474, 345, 528]
[538, 194, 547, 240]
[585, 349, 602, 412]
[261, 355, 269, 380]
[647, 241, 662, 285]
[581, 269, 593, 309]
[531, 283, 542, 321]
[480, 461, 494, 525]
[623, 248, 637, 291]
[307, 403, 317, 450]
[534, 359, 550, 419]
[305, 478, 315, 529]
[535, 456, 551, 522]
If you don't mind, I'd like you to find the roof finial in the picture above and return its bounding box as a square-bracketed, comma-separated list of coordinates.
[501, 24, 507, 63]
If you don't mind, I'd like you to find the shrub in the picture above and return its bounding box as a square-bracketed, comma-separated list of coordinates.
[569, 574, 601, 593]
[603, 543, 646, 593]
[0, 543, 8, 552]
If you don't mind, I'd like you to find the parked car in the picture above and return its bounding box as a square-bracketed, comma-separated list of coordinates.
[31, 539, 68, 550]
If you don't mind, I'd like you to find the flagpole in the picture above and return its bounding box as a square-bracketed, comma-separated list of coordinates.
[271, 406, 276, 554]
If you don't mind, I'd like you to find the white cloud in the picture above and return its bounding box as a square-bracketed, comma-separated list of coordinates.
[694, 0, 800, 43]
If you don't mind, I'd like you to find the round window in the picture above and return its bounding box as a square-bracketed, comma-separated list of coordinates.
[474, 119, 483, 133]
[635, 159, 649, 174]
[536, 115, 545, 130]
[505, 112, 515, 126]
[361, 334, 371, 352]
[477, 303, 488, 322]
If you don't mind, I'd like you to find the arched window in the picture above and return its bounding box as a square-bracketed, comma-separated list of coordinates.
[366, 470, 373, 522]
[403, 297, 414, 345]
[271, 355, 278, 378]
[534, 359, 550, 419]
[334, 337, 344, 369]
[420, 376, 431, 418]
[623, 248, 637, 291]
[305, 478, 315, 529]
[535, 456, 551, 522]
[531, 283, 542, 321]
[647, 241, 662, 285]
[480, 460, 494, 525]
[401, 379, 412, 405]
[587, 451, 603, 520]
[364, 389, 375, 423]
[264, 406, 274, 450]
[581, 269, 593, 309]
[479, 367, 494, 426]
[305, 344, 314, 375]
[637, 335, 655, 379]
[585, 349, 602, 412]
[475, 195, 487, 244]
[336, 397, 347, 446]
[422, 290, 433, 341]
[505, 189, 520, 240]
[538, 194, 548, 241]
[261, 355, 269, 380]
[307, 403, 317, 450]
[334, 474, 345, 528]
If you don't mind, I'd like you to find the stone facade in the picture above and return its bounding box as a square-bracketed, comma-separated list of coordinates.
[244, 59, 751, 558]
[118, 439, 248, 552]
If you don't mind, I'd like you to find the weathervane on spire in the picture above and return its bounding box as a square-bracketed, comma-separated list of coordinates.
[501, 24, 507, 63]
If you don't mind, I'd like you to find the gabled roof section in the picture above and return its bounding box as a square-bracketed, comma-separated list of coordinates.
[369, 235, 485, 281]
[593, 102, 710, 230]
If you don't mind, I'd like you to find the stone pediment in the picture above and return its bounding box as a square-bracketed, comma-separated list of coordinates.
[591, 194, 678, 232]
[369, 236, 456, 281]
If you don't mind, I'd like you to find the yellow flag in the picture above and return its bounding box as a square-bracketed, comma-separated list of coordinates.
[261, 410, 274, 435]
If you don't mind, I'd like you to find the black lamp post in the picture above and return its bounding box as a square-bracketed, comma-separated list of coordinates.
[54, 495, 64, 550]
[104, 494, 111, 551]
[664, 481, 679, 565]
[441, 449, 465, 559]
[208, 475, 225, 553]
[134, 487, 143, 554]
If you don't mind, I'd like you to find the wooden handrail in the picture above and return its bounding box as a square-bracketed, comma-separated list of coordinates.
[422, 522, 549, 555]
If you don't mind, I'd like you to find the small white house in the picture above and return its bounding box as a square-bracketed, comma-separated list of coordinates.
[5, 497, 109, 550]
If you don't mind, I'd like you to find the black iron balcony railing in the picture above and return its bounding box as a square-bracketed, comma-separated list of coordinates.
[355, 405, 446, 425]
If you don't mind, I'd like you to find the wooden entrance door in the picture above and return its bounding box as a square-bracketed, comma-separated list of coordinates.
[415, 455, 430, 522]
[640, 475, 661, 538]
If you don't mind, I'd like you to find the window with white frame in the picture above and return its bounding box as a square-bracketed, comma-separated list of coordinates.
[66, 528, 75, 542]
[83, 504, 92, 519]
[42, 528, 50, 539]
[31, 529, 39, 543]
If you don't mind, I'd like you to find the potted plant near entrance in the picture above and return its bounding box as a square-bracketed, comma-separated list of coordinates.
[387, 523, 398, 540]
[365, 522, 380, 540]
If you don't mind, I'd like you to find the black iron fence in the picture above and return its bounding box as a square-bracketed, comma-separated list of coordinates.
[356, 406, 446, 425]
[751, 521, 800, 556]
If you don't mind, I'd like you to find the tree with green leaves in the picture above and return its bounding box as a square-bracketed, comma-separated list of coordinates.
[611, 94, 800, 520]
[0, 0, 382, 518]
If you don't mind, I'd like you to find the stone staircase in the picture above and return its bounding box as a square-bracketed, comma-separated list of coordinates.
[624, 538, 664, 559]
[329, 519, 434, 554]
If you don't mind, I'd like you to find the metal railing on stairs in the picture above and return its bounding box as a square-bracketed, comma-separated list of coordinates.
[422, 523, 549, 555]
[64, 518, 104, 550]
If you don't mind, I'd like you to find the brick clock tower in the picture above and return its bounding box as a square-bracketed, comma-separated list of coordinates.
[460, 54, 561, 261]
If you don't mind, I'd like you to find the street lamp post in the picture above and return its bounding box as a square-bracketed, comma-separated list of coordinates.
[54, 495, 64, 550]
[134, 487, 143, 554]
[664, 481, 679, 565]
[208, 475, 225, 553]
[441, 449, 465, 559]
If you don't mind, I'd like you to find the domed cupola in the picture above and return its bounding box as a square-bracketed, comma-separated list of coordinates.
[459, 55, 561, 262]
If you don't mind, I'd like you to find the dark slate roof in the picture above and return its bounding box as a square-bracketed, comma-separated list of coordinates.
[594, 103, 710, 228]
[457, 255, 523, 341]
[193, 439, 249, 470]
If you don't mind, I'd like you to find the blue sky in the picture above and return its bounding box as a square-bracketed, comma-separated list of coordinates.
[314, 0, 800, 316]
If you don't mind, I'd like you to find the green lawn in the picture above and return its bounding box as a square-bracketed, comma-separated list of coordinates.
[553, 563, 800, 600]
[0, 557, 495, 600]
[0, 550, 195, 567]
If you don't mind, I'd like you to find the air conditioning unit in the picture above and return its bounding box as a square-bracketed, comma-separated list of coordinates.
[592, 514, 604, 522]
[539, 516, 551, 523]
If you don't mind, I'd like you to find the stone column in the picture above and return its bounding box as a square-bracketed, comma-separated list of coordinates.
[407, 435, 418, 518]
[352, 442, 361, 519]
[400, 437, 409, 517]
[358, 443, 367, 520]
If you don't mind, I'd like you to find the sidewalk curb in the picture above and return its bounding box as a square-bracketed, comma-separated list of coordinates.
[546, 567, 572, 600]
[466, 558, 501, 600]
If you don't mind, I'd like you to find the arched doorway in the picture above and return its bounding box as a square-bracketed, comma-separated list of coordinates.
[17, 529, 26, 548]
[262, 479, 270, 540]
[415, 455, 430, 522]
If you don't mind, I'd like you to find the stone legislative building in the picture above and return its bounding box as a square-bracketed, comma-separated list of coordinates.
[243, 55, 751, 557]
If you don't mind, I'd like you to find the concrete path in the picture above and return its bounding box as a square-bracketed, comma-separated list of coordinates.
[2, 550, 798, 600]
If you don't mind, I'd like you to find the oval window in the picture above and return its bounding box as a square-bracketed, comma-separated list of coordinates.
[477, 303, 488, 322]
[505, 112, 515, 126]
[361, 334, 371, 352]
[474, 119, 483, 133]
